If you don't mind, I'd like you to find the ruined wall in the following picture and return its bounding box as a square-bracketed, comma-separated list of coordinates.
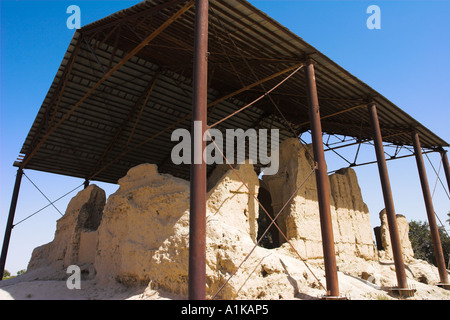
[94, 162, 261, 298]
[329, 168, 377, 261]
[377, 209, 415, 262]
[26, 139, 421, 299]
[27, 185, 105, 279]
[262, 138, 377, 262]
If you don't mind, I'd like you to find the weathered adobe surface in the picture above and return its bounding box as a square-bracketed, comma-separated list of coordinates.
[25, 138, 446, 299]
[26, 184, 105, 280]
[262, 138, 377, 262]
[376, 209, 415, 262]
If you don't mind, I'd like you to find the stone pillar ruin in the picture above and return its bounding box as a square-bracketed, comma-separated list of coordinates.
[262, 138, 377, 262]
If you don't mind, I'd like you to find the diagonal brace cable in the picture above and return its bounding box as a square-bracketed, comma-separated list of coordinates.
[13, 182, 84, 227]
[207, 131, 326, 299]
[208, 65, 303, 129]
[23, 172, 64, 217]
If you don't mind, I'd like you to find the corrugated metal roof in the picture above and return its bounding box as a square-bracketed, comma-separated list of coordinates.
[15, 0, 448, 184]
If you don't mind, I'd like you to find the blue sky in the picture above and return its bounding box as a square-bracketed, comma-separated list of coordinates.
[1, 0, 449, 274]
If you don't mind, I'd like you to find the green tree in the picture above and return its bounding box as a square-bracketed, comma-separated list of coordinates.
[409, 220, 450, 268]
[16, 269, 26, 276]
[2, 270, 11, 280]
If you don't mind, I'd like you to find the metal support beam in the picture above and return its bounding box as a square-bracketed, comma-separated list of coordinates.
[188, 0, 208, 300]
[20, 0, 194, 170]
[207, 62, 303, 110]
[0, 168, 24, 280]
[327, 150, 435, 175]
[87, 73, 160, 180]
[368, 103, 409, 290]
[82, 0, 188, 34]
[299, 103, 367, 127]
[411, 132, 449, 286]
[303, 60, 340, 298]
[440, 149, 450, 195]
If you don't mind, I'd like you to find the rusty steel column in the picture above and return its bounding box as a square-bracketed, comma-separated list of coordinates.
[304, 60, 340, 297]
[411, 132, 449, 286]
[188, 0, 208, 300]
[440, 149, 450, 195]
[368, 103, 408, 289]
[0, 168, 24, 280]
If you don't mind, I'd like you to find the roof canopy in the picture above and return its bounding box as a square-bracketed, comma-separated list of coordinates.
[15, 0, 448, 184]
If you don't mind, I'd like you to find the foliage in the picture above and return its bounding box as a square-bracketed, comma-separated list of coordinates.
[17, 269, 26, 276]
[2, 269, 27, 280]
[409, 220, 450, 268]
[2, 270, 11, 280]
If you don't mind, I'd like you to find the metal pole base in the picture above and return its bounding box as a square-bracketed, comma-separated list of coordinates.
[388, 286, 416, 298]
[436, 283, 450, 290]
[320, 294, 349, 300]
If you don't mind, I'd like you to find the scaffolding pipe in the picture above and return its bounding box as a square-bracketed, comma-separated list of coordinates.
[188, 0, 208, 300]
[440, 149, 450, 195]
[0, 168, 24, 280]
[411, 131, 449, 286]
[304, 60, 340, 298]
[367, 103, 408, 290]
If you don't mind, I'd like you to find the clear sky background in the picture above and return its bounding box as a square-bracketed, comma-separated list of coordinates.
[1, 0, 449, 275]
